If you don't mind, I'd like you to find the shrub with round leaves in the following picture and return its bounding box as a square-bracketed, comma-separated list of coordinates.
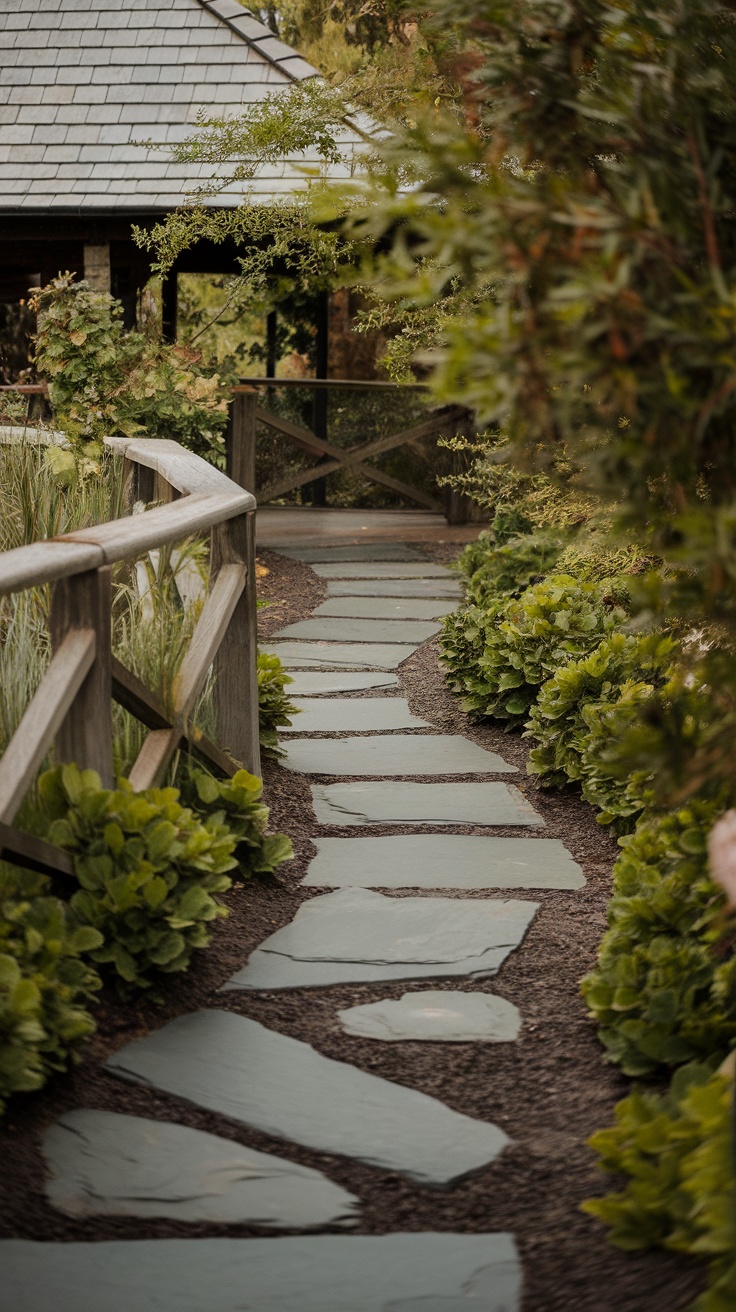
[441, 574, 627, 724]
[583, 1061, 735, 1312]
[463, 531, 566, 607]
[581, 803, 736, 1076]
[257, 649, 299, 758]
[39, 764, 285, 992]
[527, 632, 676, 790]
[0, 891, 101, 1112]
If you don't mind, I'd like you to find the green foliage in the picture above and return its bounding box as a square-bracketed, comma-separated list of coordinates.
[441, 575, 626, 724]
[458, 528, 566, 607]
[0, 889, 101, 1112]
[527, 632, 676, 792]
[584, 1062, 736, 1312]
[258, 650, 299, 757]
[33, 276, 229, 463]
[183, 768, 294, 875]
[40, 765, 239, 992]
[581, 805, 736, 1077]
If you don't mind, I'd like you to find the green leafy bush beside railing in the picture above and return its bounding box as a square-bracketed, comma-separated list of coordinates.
[40, 764, 290, 993]
[583, 1062, 735, 1312]
[0, 889, 102, 1112]
[257, 650, 299, 757]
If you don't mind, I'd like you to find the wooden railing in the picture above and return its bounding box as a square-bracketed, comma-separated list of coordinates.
[0, 436, 259, 883]
[228, 380, 478, 524]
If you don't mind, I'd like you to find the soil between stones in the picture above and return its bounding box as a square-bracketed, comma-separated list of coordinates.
[0, 544, 704, 1312]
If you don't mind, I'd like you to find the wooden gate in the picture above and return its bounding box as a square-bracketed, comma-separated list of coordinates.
[227, 379, 477, 524]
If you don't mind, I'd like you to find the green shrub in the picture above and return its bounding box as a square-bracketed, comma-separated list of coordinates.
[0, 888, 102, 1111]
[258, 650, 299, 757]
[583, 1061, 735, 1312]
[581, 804, 736, 1076]
[33, 275, 229, 463]
[441, 575, 626, 725]
[461, 531, 567, 607]
[527, 632, 676, 791]
[185, 768, 293, 873]
[40, 765, 241, 992]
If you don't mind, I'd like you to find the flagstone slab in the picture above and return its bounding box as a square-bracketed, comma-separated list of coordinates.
[268, 642, 417, 670]
[327, 578, 462, 598]
[282, 699, 431, 734]
[279, 544, 423, 563]
[303, 835, 583, 890]
[274, 618, 441, 643]
[313, 562, 454, 579]
[0, 1233, 522, 1312]
[288, 671, 401, 695]
[283, 735, 517, 776]
[315, 597, 454, 620]
[224, 888, 538, 991]
[338, 990, 522, 1043]
[43, 1110, 359, 1229]
[311, 781, 545, 827]
[106, 1010, 508, 1187]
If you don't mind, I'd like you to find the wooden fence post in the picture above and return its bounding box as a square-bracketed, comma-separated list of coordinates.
[49, 566, 114, 788]
[211, 510, 261, 777]
[228, 388, 257, 494]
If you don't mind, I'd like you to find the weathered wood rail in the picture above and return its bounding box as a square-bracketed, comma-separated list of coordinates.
[0, 436, 259, 882]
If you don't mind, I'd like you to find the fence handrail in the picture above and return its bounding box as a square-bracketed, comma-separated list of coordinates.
[0, 437, 260, 882]
[232, 378, 430, 391]
[0, 438, 255, 600]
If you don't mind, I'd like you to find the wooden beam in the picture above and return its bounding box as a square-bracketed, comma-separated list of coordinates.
[0, 629, 96, 825]
[127, 727, 180, 793]
[111, 657, 171, 731]
[173, 563, 246, 723]
[49, 568, 114, 790]
[0, 821, 75, 881]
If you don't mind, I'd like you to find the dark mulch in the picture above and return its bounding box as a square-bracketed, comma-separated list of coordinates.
[0, 544, 704, 1312]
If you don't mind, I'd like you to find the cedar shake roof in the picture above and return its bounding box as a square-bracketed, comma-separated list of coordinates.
[0, 0, 364, 212]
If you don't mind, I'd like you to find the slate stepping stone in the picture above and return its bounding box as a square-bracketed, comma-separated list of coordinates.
[287, 671, 400, 695]
[303, 834, 583, 889]
[338, 990, 522, 1043]
[282, 698, 431, 734]
[106, 1010, 508, 1187]
[279, 544, 423, 563]
[283, 735, 517, 776]
[268, 641, 417, 670]
[315, 597, 453, 620]
[274, 617, 441, 643]
[0, 1233, 522, 1312]
[327, 578, 462, 598]
[311, 781, 544, 827]
[224, 888, 538, 991]
[313, 562, 453, 579]
[43, 1110, 359, 1229]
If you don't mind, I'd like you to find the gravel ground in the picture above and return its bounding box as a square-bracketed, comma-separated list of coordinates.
[0, 543, 704, 1312]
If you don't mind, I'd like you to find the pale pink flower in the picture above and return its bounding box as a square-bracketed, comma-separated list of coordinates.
[707, 810, 736, 910]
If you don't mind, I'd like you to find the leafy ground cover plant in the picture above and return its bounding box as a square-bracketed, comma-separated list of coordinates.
[257, 650, 299, 757]
[0, 878, 101, 1112]
[441, 575, 627, 725]
[38, 764, 279, 992]
[583, 1061, 735, 1312]
[461, 530, 566, 608]
[527, 632, 676, 791]
[581, 804, 736, 1076]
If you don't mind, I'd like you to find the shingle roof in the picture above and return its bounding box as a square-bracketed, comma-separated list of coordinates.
[0, 0, 364, 212]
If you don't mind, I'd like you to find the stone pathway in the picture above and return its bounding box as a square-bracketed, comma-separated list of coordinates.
[2, 540, 587, 1311]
